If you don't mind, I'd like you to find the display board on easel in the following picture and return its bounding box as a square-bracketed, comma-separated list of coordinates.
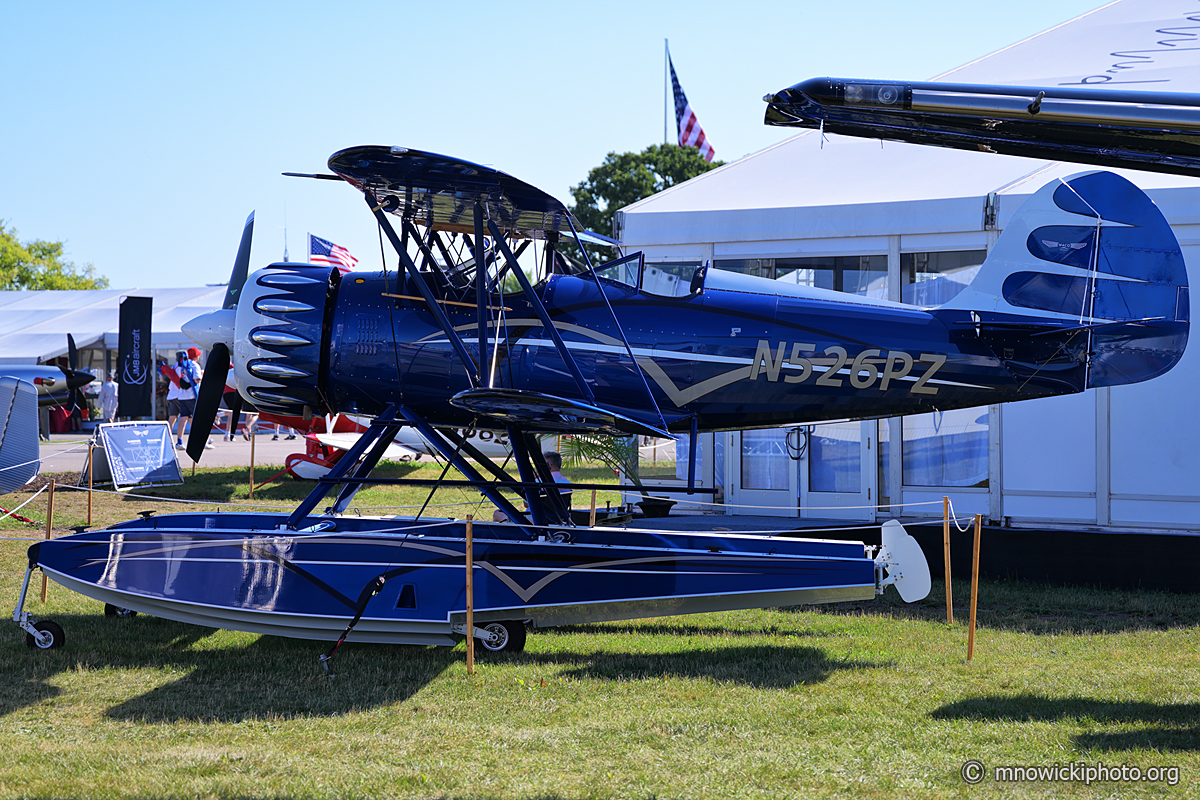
[80, 421, 183, 490]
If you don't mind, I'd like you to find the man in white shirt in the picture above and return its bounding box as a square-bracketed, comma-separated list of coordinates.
[544, 451, 573, 508]
[97, 373, 118, 423]
[493, 451, 573, 523]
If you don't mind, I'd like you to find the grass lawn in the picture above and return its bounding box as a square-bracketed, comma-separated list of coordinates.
[1, 467, 1197, 798]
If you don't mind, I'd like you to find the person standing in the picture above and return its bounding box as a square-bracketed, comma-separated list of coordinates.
[166, 350, 199, 450]
[98, 373, 118, 423]
[220, 376, 257, 441]
[185, 347, 214, 450]
[161, 353, 185, 447]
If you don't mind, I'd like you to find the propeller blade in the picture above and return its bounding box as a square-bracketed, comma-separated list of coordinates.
[227, 392, 243, 440]
[186, 343, 231, 462]
[222, 211, 255, 310]
[67, 334, 78, 371]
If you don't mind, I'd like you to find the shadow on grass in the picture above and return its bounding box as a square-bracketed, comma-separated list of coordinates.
[552, 621, 829, 640]
[6, 612, 883, 723]
[792, 578, 1200, 635]
[104, 638, 459, 723]
[6, 612, 458, 722]
[104, 643, 877, 723]
[126, 461, 425, 504]
[0, 797, 619, 800]
[931, 694, 1200, 752]
[541, 644, 885, 688]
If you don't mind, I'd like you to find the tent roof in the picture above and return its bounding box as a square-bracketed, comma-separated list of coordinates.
[620, 0, 1200, 247]
[0, 286, 225, 365]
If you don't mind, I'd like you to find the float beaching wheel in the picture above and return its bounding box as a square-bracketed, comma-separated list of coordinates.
[104, 603, 137, 618]
[25, 620, 64, 650]
[478, 621, 527, 653]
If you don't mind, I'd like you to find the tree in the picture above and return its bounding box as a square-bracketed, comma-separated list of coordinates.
[569, 144, 723, 250]
[0, 221, 109, 290]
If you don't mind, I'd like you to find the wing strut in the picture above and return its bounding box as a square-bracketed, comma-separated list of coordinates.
[563, 214, 670, 434]
[438, 425, 561, 528]
[394, 407, 536, 537]
[326, 419, 413, 516]
[687, 415, 698, 493]
[365, 190, 479, 387]
[473, 202, 490, 386]
[486, 219, 595, 404]
[285, 405, 403, 529]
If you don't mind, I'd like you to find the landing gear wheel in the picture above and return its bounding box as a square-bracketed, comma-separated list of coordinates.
[478, 620, 527, 653]
[104, 603, 137, 618]
[25, 620, 65, 650]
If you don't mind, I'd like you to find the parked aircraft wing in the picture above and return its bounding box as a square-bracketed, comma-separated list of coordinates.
[311, 432, 420, 462]
[0, 378, 40, 494]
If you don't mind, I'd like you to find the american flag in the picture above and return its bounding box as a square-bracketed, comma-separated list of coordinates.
[669, 54, 714, 162]
[308, 234, 358, 272]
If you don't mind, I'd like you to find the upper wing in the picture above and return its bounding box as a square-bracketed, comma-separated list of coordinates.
[326, 145, 583, 238]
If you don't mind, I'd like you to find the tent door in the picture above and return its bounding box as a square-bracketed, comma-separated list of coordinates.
[799, 421, 876, 521]
[726, 429, 798, 517]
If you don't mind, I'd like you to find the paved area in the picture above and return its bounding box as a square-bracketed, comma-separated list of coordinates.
[38, 429, 312, 475]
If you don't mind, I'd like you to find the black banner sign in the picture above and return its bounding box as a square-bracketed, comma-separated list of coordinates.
[117, 296, 153, 419]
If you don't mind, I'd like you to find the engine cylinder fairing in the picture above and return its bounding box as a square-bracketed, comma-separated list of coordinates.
[233, 264, 339, 416]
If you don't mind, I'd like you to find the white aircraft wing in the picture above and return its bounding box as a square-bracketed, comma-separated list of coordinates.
[311, 432, 421, 462]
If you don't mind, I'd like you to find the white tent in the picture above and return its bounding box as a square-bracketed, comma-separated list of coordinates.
[618, 0, 1200, 530]
[621, 1, 1200, 251]
[0, 287, 224, 365]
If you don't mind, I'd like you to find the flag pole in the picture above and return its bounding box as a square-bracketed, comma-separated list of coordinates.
[664, 39, 669, 145]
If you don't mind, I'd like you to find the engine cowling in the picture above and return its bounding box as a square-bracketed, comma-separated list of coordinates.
[233, 263, 339, 417]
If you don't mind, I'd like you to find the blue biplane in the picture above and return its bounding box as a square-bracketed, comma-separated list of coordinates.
[15, 78, 1193, 659]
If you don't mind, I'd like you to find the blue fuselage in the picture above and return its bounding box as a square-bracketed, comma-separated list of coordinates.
[232, 257, 1185, 434]
[320, 272, 1067, 432]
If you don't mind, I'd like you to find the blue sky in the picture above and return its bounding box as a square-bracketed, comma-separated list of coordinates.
[2, 0, 1105, 288]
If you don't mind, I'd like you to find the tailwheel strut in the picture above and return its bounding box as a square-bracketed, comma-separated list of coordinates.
[13, 565, 65, 650]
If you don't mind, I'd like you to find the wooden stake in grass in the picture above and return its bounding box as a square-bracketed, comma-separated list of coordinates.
[87, 444, 94, 526]
[967, 513, 982, 661]
[465, 514, 475, 675]
[943, 496, 952, 623]
[589, 488, 597, 527]
[41, 478, 55, 603]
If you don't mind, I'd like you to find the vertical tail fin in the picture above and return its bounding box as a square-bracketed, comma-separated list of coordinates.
[940, 171, 1188, 388]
